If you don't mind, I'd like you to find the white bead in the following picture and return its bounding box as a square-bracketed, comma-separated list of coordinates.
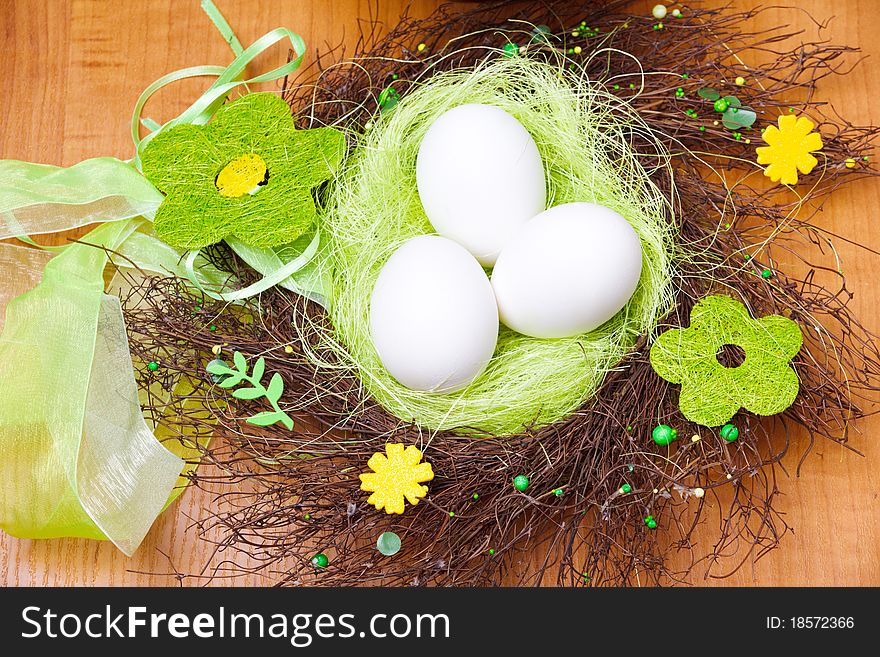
[652, 4, 668, 19]
[693, 487, 705, 498]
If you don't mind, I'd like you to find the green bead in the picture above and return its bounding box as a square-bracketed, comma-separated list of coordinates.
[513, 475, 530, 492]
[209, 325, 217, 332]
[720, 423, 740, 442]
[311, 553, 329, 568]
[761, 269, 772, 279]
[699, 126, 706, 132]
[620, 483, 632, 494]
[472, 493, 479, 500]
[552, 488, 564, 497]
[713, 98, 729, 112]
[646, 518, 658, 529]
[652, 424, 678, 446]
[449, 511, 455, 517]
[502, 42, 518, 57]
[147, 361, 159, 372]
[488, 548, 495, 555]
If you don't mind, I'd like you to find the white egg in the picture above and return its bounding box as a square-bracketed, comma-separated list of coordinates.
[370, 235, 499, 392]
[491, 202, 643, 339]
[416, 104, 546, 266]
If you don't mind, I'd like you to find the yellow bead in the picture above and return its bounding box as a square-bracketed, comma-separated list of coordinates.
[735, 76, 746, 86]
[284, 345, 294, 354]
[845, 158, 856, 168]
[211, 345, 222, 356]
[574, 46, 582, 54]
[691, 434, 701, 442]
[417, 42, 426, 52]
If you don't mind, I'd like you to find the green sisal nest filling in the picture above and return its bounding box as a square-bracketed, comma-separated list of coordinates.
[322, 56, 676, 435]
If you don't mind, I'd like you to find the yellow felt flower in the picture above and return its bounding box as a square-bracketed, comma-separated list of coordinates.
[756, 114, 823, 185]
[359, 444, 434, 514]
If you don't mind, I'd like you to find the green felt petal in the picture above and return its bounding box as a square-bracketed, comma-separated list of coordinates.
[650, 295, 804, 427]
[739, 362, 800, 416]
[227, 185, 318, 248]
[210, 93, 293, 144]
[678, 362, 741, 426]
[141, 124, 224, 191]
[758, 314, 803, 359]
[287, 127, 347, 187]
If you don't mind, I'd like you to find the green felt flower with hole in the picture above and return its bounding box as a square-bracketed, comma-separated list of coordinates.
[649, 295, 803, 427]
[141, 92, 346, 249]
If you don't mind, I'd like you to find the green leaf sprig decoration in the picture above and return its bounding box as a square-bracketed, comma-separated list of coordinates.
[206, 351, 294, 430]
[697, 88, 757, 130]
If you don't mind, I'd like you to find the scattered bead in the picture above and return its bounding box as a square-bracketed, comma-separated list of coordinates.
[672, 8, 682, 17]
[720, 423, 740, 442]
[745, 138, 751, 144]
[211, 345, 223, 356]
[284, 345, 294, 354]
[147, 361, 159, 372]
[613, 84, 620, 90]
[713, 120, 719, 125]
[693, 487, 705, 498]
[629, 83, 636, 89]
[620, 483, 632, 494]
[681, 72, 689, 79]
[864, 156, 870, 161]
[304, 513, 311, 520]
[513, 474, 530, 492]
[644, 515, 658, 529]
[733, 132, 742, 140]
[488, 548, 495, 555]
[552, 488, 564, 497]
[652, 424, 678, 446]
[761, 268, 772, 279]
[627, 464, 635, 472]
[735, 76, 746, 86]
[713, 98, 730, 113]
[574, 46, 582, 54]
[472, 493, 479, 500]
[675, 87, 685, 98]
[699, 126, 706, 132]
[209, 325, 216, 332]
[845, 158, 856, 168]
[417, 42, 426, 52]
[653, 22, 664, 30]
[502, 42, 519, 57]
[691, 434, 701, 442]
[449, 511, 455, 517]
[653, 488, 659, 494]
[652, 4, 667, 19]
[311, 553, 329, 568]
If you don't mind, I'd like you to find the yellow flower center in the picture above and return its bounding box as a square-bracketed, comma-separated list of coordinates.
[215, 154, 268, 198]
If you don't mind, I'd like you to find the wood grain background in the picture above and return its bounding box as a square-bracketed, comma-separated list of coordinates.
[0, 0, 877, 586]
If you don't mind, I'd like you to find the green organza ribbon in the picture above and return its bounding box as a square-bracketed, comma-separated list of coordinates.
[0, 0, 320, 553]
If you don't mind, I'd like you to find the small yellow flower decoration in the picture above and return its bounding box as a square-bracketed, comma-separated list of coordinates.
[756, 114, 823, 185]
[359, 443, 434, 514]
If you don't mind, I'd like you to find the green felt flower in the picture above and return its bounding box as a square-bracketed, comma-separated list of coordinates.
[141, 93, 346, 249]
[649, 295, 802, 427]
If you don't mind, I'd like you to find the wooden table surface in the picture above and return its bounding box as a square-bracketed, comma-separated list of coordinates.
[1, 0, 878, 586]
